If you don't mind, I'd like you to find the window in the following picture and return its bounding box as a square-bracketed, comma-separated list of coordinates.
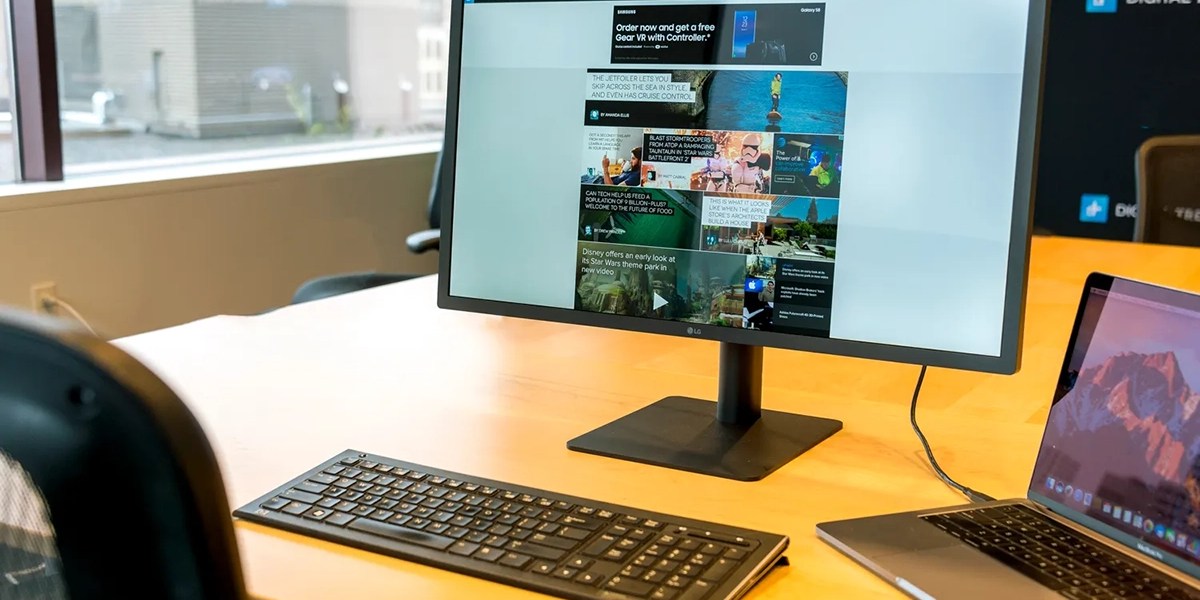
[48, 0, 449, 178]
[0, 15, 15, 183]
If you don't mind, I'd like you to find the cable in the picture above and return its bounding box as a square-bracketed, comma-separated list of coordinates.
[42, 297, 99, 337]
[910, 365, 995, 504]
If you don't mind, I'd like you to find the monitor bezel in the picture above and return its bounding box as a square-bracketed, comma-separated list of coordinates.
[436, 0, 1050, 375]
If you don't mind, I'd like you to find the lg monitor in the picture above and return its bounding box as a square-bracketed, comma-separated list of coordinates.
[438, 0, 1047, 481]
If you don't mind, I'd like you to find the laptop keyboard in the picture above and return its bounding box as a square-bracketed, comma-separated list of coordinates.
[922, 504, 1199, 600]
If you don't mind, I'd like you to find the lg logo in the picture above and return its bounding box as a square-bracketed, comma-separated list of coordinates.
[686, 327, 703, 336]
[1115, 203, 1138, 219]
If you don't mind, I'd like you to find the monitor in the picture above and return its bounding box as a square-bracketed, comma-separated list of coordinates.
[438, 0, 1048, 481]
[1033, 1, 1200, 240]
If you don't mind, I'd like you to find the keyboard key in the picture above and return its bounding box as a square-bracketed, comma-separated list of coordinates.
[348, 519, 455, 551]
[643, 569, 668, 584]
[499, 552, 531, 569]
[607, 576, 654, 596]
[317, 497, 339, 509]
[506, 540, 566, 561]
[621, 565, 645, 578]
[676, 579, 713, 600]
[282, 488, 322, 504]
[583, 534, 618, 557]
[282, 502, 311, 515]
[650, 587, 677, 600]
[530, 560, 556, 575]
[260, 497, 289, 511]
[530, 533, 577, 551]
[473, 546, 504, 563]
[303, 507, 331, 521]
[701, 558, 735, 582]
[554, 567, 579, 579]
[561, 515, 603, 530]
[576, 571, 605, 586]
[449, 541, 479, 556]
[326, 512, 355, 527]
[567, 557, 593, 570]
[296, 481, 330, 495]
[558, 527, 590, 541]
[308, 473, 338, 485]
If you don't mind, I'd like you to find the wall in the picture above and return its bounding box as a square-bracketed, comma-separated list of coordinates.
[0, 150, 439, 339]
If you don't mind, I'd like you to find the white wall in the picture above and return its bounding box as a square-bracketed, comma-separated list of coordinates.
[0, 151, 439, 339]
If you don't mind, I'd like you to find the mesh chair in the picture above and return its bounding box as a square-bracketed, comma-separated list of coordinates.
[1135, 135, 1200, 246]
[0, 308, 247, 600]
[290, 149, 442, 305]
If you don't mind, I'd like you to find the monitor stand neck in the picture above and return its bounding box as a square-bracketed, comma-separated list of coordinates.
[716, 342, 763, 427]
[567, 342, 843, 481]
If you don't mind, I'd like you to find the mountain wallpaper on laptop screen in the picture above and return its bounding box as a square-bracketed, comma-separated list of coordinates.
[1051, 351, 1200, 484]
[1046, 349, 1200, 534]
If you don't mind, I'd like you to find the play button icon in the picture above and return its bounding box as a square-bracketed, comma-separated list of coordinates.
[653, 293, 668, 311]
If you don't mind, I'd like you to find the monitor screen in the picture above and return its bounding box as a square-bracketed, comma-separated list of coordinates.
[1030, 277, 1200, 579]
[441, 0, 1042, 373]
[1034, 1, 1200, 240]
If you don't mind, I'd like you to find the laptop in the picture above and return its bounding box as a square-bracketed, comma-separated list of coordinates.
[818, 273, 1200, 600]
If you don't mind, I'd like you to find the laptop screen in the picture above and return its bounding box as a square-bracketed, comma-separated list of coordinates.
[1030, 276, 1200, 575]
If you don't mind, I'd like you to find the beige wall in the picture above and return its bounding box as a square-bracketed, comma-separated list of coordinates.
[0, 151, 439, 339]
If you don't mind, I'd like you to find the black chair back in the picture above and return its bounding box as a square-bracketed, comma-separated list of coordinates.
[429, 148, 443, 230]
[0, 309, 247, 600]
[1136, 135, 1200, 246]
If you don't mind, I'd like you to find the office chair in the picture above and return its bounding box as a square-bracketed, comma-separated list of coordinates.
[0, 308, 248, 600]
[1135, 135, 1200, 246]
[290, 149, 442, 305]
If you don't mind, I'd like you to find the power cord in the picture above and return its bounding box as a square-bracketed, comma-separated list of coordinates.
[41, 296, 99, 337]
[910, 365, 994, 503]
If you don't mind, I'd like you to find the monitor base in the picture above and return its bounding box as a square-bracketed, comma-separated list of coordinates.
[567, 396, 843, 482]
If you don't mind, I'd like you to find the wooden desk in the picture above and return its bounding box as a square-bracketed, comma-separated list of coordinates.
[115, 236, 1200, 599]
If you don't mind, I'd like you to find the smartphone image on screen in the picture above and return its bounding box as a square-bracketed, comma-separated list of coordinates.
[732, 10, 756, 58]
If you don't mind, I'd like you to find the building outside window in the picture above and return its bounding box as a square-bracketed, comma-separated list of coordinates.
[35, 0, 450, 177]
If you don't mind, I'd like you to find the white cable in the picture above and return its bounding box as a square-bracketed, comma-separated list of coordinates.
[44, 297, 99, 337]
